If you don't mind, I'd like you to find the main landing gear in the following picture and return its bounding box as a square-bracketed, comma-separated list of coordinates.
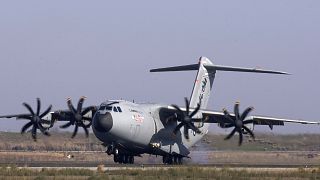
[107, 146, 135, 164]
[162, 154, 183, 165]
[113, 154, 134, 164]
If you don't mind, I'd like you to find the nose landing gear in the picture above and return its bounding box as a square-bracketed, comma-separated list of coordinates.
[106, 145, 135, 164]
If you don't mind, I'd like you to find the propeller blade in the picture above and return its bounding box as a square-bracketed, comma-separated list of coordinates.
[171, 104, 184, 116]
[40, 105, 52, 118]
[188, 122, 201, 134]
[85, 122, 92, 128]
[238, 131, 243, 146]
[36, 98, 41, 116]
[225, 128, 236, 140]
[17, 115, 32, 121]
[71, 125, 78, 138]
[77, 96, 86, 114]
[189, 103, 201, 118]
[81, 106, 96, 116]
[183, 125, 189, 139]
[222, 108, 235, 124]
[242, 126, 255, 139]
[31, 125, 37, 141]
[234, 102, 240, 120]
[37, 121, 47, 132]
[37, 123, 50, 136]
[240, 107, 254, 120]
[184, 98, 190, 114]
[67, 98, 77, 114]
[23, 103, 35, 116]
[173, 122, 184, 134]
[21, 121, 33, 134]
[82, 125, 89, 138]
[60, 122, 72, 129]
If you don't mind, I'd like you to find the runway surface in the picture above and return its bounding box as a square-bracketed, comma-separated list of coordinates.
[0, 150, 319, 169]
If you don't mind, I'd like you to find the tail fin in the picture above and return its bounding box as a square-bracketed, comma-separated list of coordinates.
[150, 56, 290, 109]
[189, 57, 215, 110]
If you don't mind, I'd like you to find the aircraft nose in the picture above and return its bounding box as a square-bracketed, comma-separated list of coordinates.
[93, 112, 113, 133]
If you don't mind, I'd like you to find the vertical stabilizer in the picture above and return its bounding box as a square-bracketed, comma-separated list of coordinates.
[189, 57, 216, 110]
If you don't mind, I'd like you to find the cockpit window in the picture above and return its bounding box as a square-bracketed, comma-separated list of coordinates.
[99, 106, 105, 110]
[106, 106, 112, 111]
[117, 107, 122, 112]
[113, 106, 118, 112]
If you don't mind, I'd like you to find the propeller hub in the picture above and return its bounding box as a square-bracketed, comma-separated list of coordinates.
[75, 114, 82, 122]
[235, 120, 243, 129]
[184, 116, 192, 123]
[33, 116, 41, 123]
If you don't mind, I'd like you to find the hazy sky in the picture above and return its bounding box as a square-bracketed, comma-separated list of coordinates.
[0, 1, 319, 134]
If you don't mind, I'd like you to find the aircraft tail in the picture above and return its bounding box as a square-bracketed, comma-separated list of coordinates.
[150, 56, 289, 110]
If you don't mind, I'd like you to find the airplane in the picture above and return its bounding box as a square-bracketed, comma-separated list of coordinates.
[0, 56, 319, 165]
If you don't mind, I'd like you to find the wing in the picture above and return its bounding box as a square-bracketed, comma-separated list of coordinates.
[202, 110, 319, 129]
[165, 105, 320, 128]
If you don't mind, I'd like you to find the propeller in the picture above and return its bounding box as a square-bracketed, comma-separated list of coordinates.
[59, 96, 96, 138]
[222, 102, 255, 146]
[171, 97, 202, 140]
[18, 98, 52, 141]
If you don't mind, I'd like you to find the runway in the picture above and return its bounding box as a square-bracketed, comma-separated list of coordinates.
[0, 150, 319, 168]
[14, 166, 319, 172]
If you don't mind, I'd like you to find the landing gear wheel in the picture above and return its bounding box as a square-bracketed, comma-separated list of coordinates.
[178, 157, 183, 165]
[162, 155, 173, 165]
[173, 156, 178, 165]
[124, 155, 129, 164]
[129, 156, 134, 164]
[118, 154, 124, 164]
[113, 155, 119, 163]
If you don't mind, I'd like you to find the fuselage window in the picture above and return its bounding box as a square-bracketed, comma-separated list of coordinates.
[99, 106, 105, 110]
[117, 107, 122, 112]
[106, 106, 112, 111]
[113, 106, 118, 112]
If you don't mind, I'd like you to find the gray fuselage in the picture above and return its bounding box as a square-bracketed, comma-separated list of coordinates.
[92, 100, 209, 156]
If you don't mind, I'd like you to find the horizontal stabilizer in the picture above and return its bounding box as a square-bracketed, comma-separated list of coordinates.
[150, 63, 290, 75]
[205, 65, 290, 75]
[150, 64, 199, 72]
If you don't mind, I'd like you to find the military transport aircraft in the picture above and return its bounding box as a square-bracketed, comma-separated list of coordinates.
[0, 56, 319, 165]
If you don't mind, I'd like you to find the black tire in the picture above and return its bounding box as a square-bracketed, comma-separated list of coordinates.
[162, 156, 168, 164]
[163, 155, 173, 165]
[124, 155, 129, 164]
[168, 155, 173, 165]
[118, 154, 124, 164]
[129, 156, 134, 164]
[113, 155, 118, 163]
